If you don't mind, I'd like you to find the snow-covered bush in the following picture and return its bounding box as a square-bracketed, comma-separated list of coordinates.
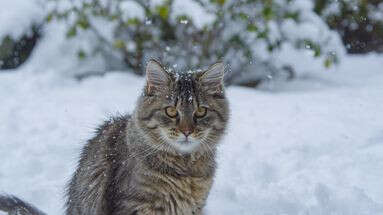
[315, 0, 383, 53]
[45, 0, 344, 85]
[0, 0, 343, 84]
[0, 0, 45, 69]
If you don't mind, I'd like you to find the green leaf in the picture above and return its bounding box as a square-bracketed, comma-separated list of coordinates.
[324, 52, 338, 68]
[303, 40, 321, 57]
[113, 40, 126, 49]
[267, 44, 274, 52]
[238, 12, 249, 20]
[324, 58, 332, 68]
[77, 49, 86, 60]
[314, 46, 321, 57]
[66, 26, 77, 38]
[247, 23, 258, 32]
[257, 31, 268, 39]
[262, 7, 273, 21]
[284, 12, 299, 21]
[109, 15, 119, 21]
[45, 13, 54, 23]
[127, 18, 140, 25]
[156, 5, 169, 19]
[211, 0, 226, 5]
[77, 16, 90, 29]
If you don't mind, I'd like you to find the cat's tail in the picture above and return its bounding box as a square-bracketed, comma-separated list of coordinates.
[0, 194, 47, 215]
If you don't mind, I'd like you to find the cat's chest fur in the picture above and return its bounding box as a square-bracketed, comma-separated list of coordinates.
[97, 120, 217, 214]
[128, 149, 216, 214]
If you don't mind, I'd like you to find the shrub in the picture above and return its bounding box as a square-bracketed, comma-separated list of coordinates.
[0, 0, 44, 70]
[315, 0, 383, 54]
[46, 0, 344, 85]
[0, 26, 41, 70]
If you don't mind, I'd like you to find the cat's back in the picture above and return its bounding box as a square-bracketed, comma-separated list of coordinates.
[80, 114, 131, 167]
[66, 114, 132, 215]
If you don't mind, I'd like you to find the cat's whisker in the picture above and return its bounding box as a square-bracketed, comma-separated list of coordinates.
[126, 128, 165, 160]
[134, 132, 170, 160]
[199, 136, 215, 160]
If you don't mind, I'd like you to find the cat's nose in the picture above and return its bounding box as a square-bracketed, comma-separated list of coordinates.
[180, 128, 193, 137]
[179, 118, 194, 137]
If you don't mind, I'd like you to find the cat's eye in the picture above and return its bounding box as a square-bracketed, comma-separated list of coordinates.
[165, 106, 178, 118]
[195, 107, 207, 118]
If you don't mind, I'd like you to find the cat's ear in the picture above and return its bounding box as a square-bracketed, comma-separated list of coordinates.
[145, 59, 170, 94]
[198, 62, 225, 94]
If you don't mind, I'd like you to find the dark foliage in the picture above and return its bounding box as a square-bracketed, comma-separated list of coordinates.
[315, 0, 383, 54]
[0, 25, 41, 70]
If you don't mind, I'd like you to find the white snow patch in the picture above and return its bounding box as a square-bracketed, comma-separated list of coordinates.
[120, 1, 145, 21]
[171, 0, 216, 29]
[0, 0, 44, 40]
[21, 21, 106, 77]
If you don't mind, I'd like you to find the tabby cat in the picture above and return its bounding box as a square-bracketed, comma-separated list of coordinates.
[0, 59, 229, 215]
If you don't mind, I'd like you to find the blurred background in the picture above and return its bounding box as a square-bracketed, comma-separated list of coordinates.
[1, 0, 383, 214]
[1, 0, 382, 85]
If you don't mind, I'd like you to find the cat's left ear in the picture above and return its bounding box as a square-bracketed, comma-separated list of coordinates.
[145, 59, 171, 94]
[198, 62, 225, 94]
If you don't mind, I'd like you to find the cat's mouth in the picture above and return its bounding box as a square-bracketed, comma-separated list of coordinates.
[159, 130, 201, 153]
[172, 137, 200, 153]
[178, 139, 191, 144]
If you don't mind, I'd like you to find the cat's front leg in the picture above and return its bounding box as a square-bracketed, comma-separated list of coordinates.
[131, 207, 165, 215]
[114, 202, 165, 215]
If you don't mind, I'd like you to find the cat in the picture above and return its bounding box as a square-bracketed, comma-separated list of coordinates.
[0, 59, 229, 215]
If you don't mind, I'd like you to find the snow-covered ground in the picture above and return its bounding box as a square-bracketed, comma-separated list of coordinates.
[1, 54, 382, 214]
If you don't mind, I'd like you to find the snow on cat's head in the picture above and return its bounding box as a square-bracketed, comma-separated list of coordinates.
[135, 59, 229, 154]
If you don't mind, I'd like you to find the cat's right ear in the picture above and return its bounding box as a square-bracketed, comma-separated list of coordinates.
[197, 62, 225, 95]
[145, 59, 170, 95]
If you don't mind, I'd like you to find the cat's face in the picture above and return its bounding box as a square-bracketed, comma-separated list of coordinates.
[136, 60, 229, 154]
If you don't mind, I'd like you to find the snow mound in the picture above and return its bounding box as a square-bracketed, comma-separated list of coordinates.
[1, 54, 383, 214]
[0, 0, 44, 40]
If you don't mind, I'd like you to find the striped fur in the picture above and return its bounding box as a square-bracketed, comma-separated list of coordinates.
[66, 61, 229, 214]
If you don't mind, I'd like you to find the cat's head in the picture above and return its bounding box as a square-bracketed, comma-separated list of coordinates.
[135, 59, 229, 154]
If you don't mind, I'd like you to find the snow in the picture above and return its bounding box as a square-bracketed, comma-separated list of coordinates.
[274, 0, 346, 77]
[21, 20, 107, 77]
[0, 0, 44, 40]
[208, 54, 383, 214]
[120, 1, 145, 21]
[171, 0, 216, 29]
[1, 54, 383, 214]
